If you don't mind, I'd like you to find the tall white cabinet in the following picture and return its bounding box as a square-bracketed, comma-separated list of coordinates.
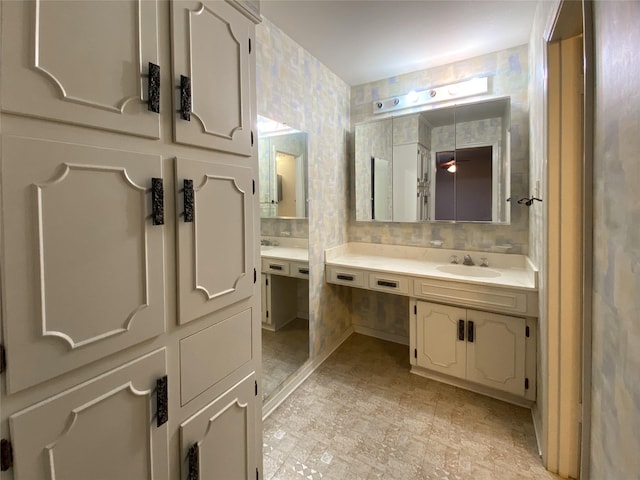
[0, 1, 262, 479]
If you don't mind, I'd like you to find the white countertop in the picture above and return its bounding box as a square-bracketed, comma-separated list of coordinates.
[260, 245, 308, 262]
[325, 242, 537, 291]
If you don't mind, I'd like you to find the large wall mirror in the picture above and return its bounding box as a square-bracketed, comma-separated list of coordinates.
[258, 115, 310, 405]
[355, 97, 511, 223]
[258, 115, 309, 219]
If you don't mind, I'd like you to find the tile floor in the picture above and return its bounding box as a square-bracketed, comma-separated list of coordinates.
[263, 334, 559, 480]
[262, 317, 310, 400]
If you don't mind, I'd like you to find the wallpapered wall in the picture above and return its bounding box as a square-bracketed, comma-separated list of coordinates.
[349, 45, 530, 340]
[590, 2, 640, 477]
[256, 18, 352, 357]
[349, 44, 531, 254]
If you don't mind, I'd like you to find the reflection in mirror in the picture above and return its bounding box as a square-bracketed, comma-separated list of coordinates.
[355, 97, 511, 223]
[258, 116, 310, 404]
[258, 115, 309, 219]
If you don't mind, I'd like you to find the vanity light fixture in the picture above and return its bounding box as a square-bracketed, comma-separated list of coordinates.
[373, 76, 489, 114]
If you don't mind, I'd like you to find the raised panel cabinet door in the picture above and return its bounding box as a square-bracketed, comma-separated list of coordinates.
[9, 348, 169, 480]
[1, 136, 166, 393]
[171, 0, 254, 155]
[180, 373, 257, 480]
[176, 157, 255, 324]
[416, 301, 467, 379]
[0, 0, 161, 138]
[466, 310, 526, 396]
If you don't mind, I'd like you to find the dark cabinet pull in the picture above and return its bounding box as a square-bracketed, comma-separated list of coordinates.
[467, 320, 475, 343]
[298, 268, 309, 275]
[458, 320, 465, 341]
[377, 279, 398, 288]
[148, 62, 160, 113]
[156, 375, 168, 427]
[336, 274, 354, 281]
[187, 443, 199, 480]
[151, 178, 164, 226]
[183, 179, 194, 222]
[269, 264, 283, 271]
[180, 75, 191, 121]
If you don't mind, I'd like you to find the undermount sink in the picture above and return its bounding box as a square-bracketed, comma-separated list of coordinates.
[436, 264, 502, 278]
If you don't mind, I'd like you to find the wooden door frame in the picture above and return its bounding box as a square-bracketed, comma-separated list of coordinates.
[543, 1, 594, 478]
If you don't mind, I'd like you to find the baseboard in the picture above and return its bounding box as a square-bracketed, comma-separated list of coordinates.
[352, 325, 409, 346]
[262, 326, 354, 420]
[531, 403, 544, 457]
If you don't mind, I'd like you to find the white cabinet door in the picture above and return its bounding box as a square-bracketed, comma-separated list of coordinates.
[171, 0, 254, 156]
[416, 302, 466, 379]
[180, 373, 257, 480]
[1, 136, 166, 393]
[466, 310, 526, 396]
[175, 157, 255, 324]
[9, 348, 169, 480]
[1, 0, 161, 138]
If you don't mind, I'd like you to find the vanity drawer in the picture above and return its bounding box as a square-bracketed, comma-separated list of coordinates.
[290, 261, 310, 279]
[262, 258, 290, 275]
[413, 278, 533, 316]
[368, 272, 409, 295]
[326, 265, 366, 288]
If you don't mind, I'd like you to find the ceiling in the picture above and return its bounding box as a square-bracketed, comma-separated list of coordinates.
[259, 0, 538, 86]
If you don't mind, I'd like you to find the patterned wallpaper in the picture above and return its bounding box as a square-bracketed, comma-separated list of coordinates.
[590, 2, 640, 477]
[349, 44, 530, 255]
[256, 18, 352, 358]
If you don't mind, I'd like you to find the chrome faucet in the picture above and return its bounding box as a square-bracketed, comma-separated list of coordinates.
[463, 254, 474, 266]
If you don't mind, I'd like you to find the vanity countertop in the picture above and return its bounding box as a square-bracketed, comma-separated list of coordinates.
[325, 242, 537, 291]
[261, 246, 308, 262]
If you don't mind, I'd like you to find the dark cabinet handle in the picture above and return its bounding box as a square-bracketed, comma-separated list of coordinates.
[377, 280, 398, 288]
[337, 274, 354, 281]
[156, 375, 168, 427]
[183, 179, 194, 222]
[458, 320, 465, 341]
[148, 62, 160, 113]
[151, 178, 164, 226]
[269, 264, 283, 271]
[180, 75, 191, 121]
[468, 320, 475, 343]
[187, 443, 199, 480]
[298, 268, 309, 275]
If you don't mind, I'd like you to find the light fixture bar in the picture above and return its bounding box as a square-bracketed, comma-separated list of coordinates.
[372, 76, 489, 114]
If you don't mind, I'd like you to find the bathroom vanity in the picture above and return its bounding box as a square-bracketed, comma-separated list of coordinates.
[260, 237, 309, 331]
[325, 242, 538, 406]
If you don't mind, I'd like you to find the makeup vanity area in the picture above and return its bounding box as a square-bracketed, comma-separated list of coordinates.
[325, 242, 538, 406]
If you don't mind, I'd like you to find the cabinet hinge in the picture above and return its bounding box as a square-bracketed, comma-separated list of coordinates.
[156, 375, 168, 427]
[249, 38, 252, 54]
[256, 467, 259, 480]
[253, 179, 256, 195]
[255, 380, 258, 396]
[413, 305, 417, 315]
[254, 268, 257, 283]
[251, 130, 254, 147]
[0, 344, 6, 374]
[266, 277, 269, 286]
[525, 326, 530, 337]
[414, 348, 417, 359]
[266, 310, 269, 319]
[525, 378, 529, 390]
[1, 439, 13, 471]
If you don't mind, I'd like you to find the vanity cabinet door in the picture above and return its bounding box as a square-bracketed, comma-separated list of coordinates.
[466, 310, 526, 396]
[1, 136, 166, 394]
[1, 0, 161, 138]
[415, 302, 467, 379]
[171, 0, 254, 156]
[175, 157, 255, 325]
[180, 373, 258, 480]
[9, 348, 169, 480]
